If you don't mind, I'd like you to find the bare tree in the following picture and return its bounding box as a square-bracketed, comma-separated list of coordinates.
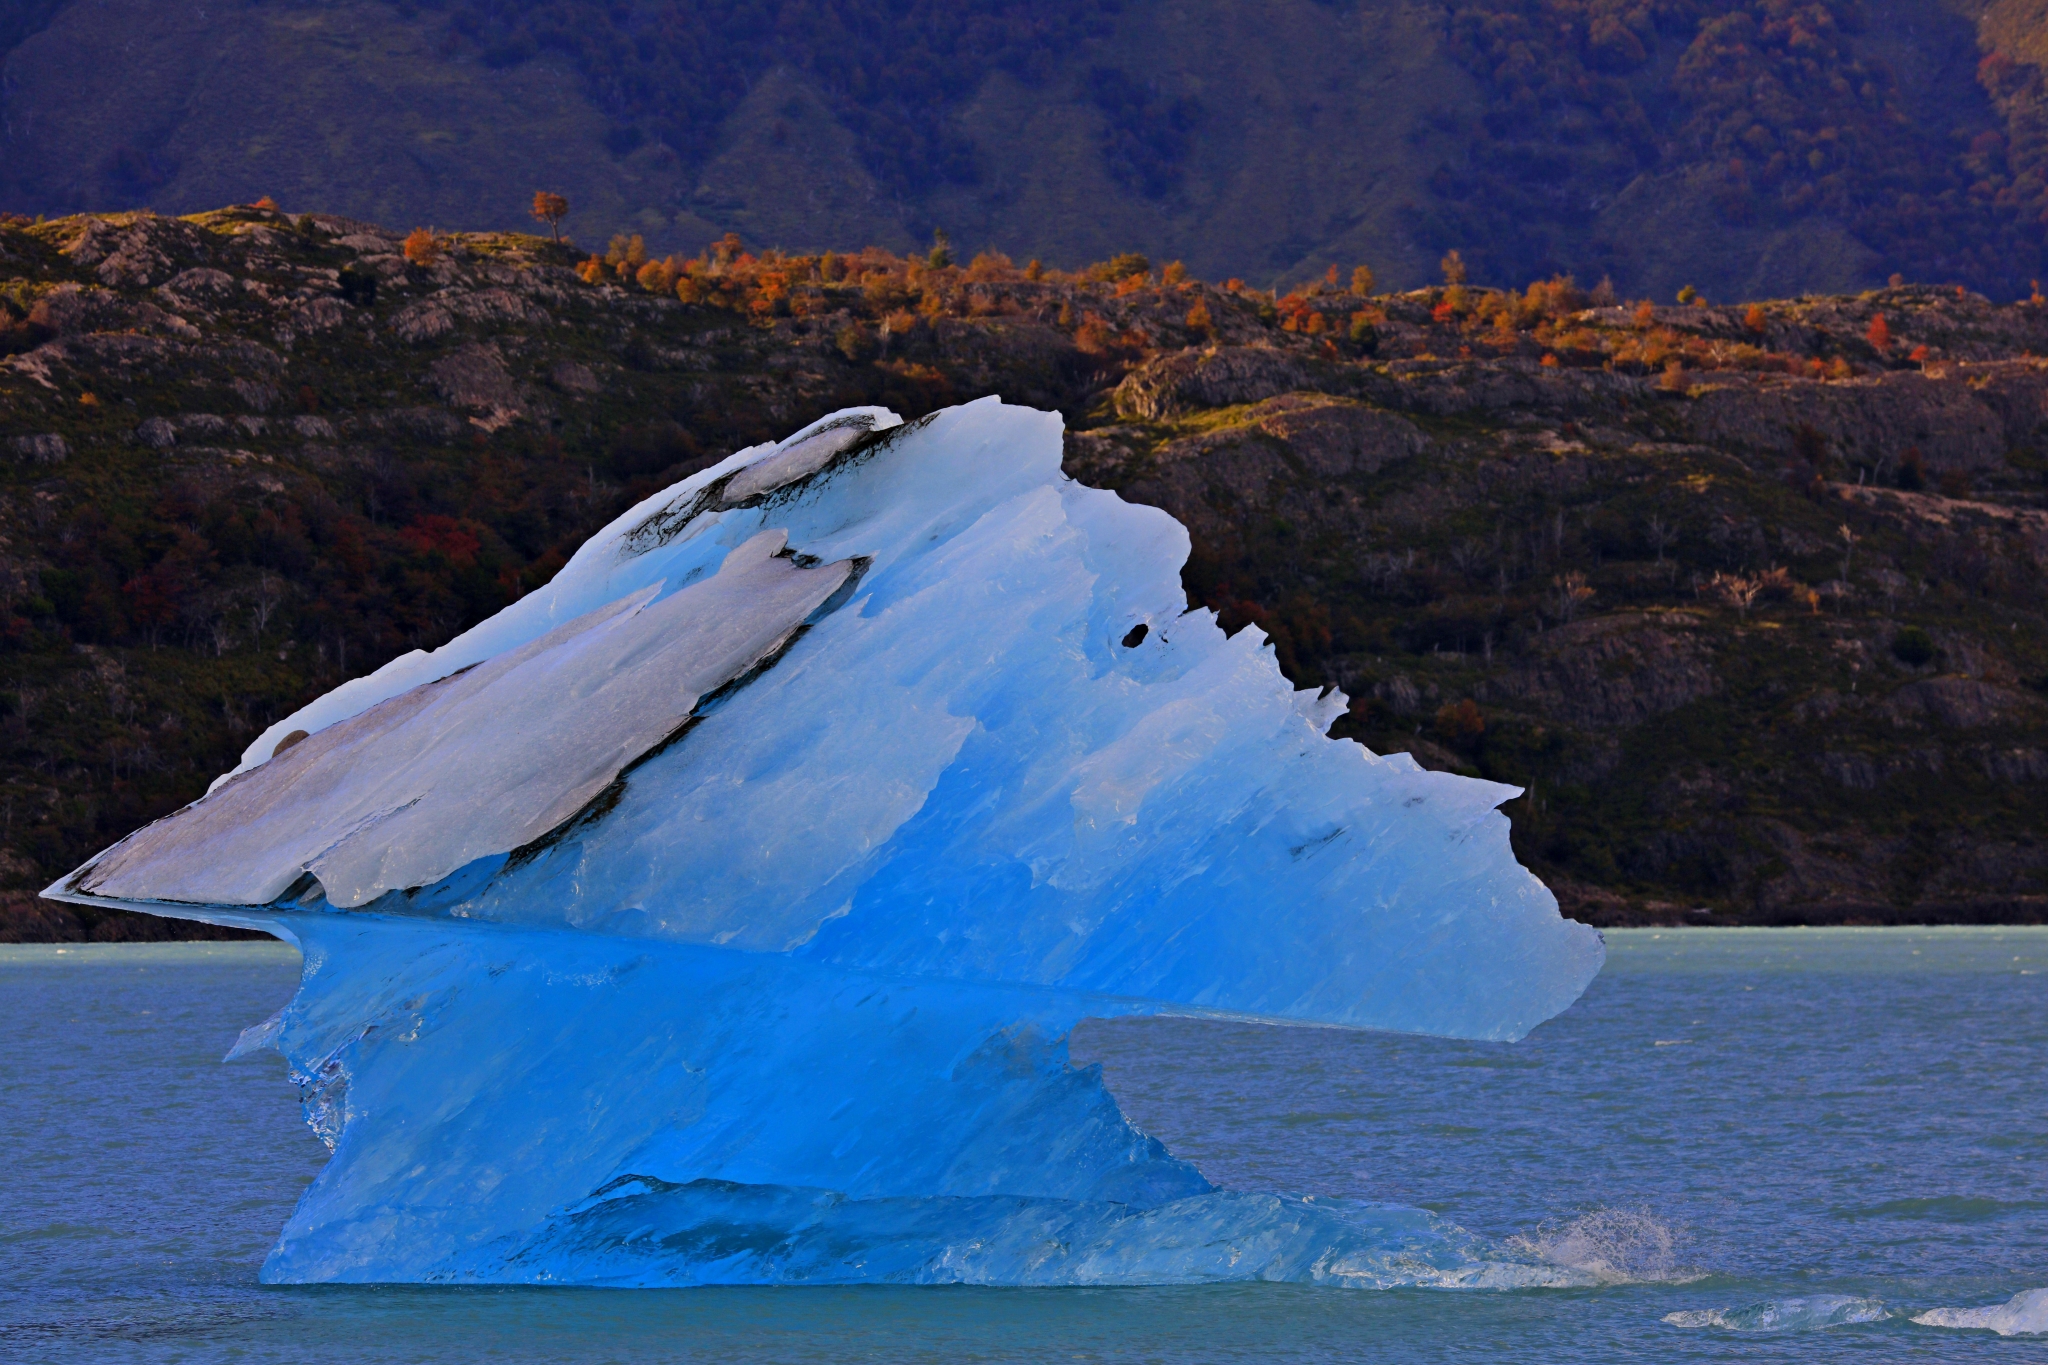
[1549, 571, 1594, 623]
[1645, 514, 1674, 564]
[1709, 572, 1762, 619]
[250, 572, 283, 637]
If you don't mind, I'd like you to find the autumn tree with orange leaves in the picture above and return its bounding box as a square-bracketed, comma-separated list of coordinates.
[530, 191, 569, 243]
[403, 228, 442, 265]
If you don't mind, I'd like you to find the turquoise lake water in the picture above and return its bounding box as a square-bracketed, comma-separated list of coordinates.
[2, 927, 2043, 1361]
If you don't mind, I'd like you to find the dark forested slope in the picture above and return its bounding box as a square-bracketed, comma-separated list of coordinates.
[3, 0, 2048, 302]
[3, 206, 2046, 939]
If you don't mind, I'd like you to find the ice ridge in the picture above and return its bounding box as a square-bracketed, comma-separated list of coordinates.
[48, 397, 1603, 1285]
[1912, 1288, 2048, 1335]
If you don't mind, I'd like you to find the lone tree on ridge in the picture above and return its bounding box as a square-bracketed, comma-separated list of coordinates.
[531, 191, 569, 243]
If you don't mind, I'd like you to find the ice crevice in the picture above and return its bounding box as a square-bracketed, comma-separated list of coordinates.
[47, 397, 1605, 1286]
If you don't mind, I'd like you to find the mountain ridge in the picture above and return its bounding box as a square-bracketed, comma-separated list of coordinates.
[4, 0, 2047, 301]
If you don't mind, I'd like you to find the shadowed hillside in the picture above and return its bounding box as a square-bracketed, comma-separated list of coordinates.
[3, 0, 2048, 300]
[3, 205, 2046, 938]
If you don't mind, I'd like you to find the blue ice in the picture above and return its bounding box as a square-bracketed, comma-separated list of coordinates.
[49, 398, 1603, 1285]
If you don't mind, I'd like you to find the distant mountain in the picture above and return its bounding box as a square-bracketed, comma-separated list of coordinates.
[3, 0, 2046, 301]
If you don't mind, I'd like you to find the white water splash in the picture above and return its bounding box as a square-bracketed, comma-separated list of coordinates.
[1913, 1288, 2048, 1336]
[1664, 1295, 1888, 1332]
[1508, 1208, 1700, 1284]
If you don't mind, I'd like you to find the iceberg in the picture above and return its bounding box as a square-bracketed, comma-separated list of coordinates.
[1912, 1289, 2048, 1336]
[47, 398, 1603, 1285]
[1663, 1296, 1890, 1332]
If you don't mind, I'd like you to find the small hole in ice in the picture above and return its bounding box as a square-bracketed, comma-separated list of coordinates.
[1121, 623, 1148, 648]
[273, 729, 310, 758]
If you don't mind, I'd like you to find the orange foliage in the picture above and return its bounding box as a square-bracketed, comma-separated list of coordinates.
[1435, 699, 1485, 742]
[530, 191, 569, 242]
[402, 228, 441, 265]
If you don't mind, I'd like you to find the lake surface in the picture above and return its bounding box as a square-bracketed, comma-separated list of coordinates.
[2, 928, 2043, 1362]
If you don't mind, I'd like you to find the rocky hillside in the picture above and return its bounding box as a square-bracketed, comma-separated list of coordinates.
[4, 0, 2048, 302]
[3, 205, 2046, 938]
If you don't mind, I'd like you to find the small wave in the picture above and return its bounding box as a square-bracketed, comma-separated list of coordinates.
[1507, 1208, 1701, 1284]
[1664, 1295, 1888, 1333]
[1838, 1195, 2048, 1222]
[1912, 1288, 2048, 1336]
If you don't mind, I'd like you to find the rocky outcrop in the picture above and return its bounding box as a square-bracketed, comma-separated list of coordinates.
[428, 342, 525, 424]
[1119, 396, 1425, 534]
[1114, 346, 1321, 420]
[1880, 676, 2042, 729]
[1684, 365, 2046, 471]
[1498, 613, 1719, 731]
[60, 213, 215, 289]
[7, 433, 68, 462]
[1245, 395, 1425, 477]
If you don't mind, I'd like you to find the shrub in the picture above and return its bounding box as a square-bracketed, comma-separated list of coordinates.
[402, 228, 441, 265]
[1435, 699, 1485, 743]
[337, 267, 378, 306]
[1348, 312, 1378, 354]
[1793, 423, 1830, 469]
[605, 234, 648, 278]
[1891, 626, 1935, 667]
[1085, 252, 1150, 283]
[1897, 447, 1926, 490]
[835, 322, 878, 362]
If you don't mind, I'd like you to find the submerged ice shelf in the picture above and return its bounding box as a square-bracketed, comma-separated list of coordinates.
[49, 399, 1604, 1286]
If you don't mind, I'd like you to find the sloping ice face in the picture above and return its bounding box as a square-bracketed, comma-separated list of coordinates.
[48, 398, 1605, 1286]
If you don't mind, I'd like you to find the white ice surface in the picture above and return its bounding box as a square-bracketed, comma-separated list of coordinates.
[211, 406, 902, 791]
[77, 530, 850, 907]
[1913, 1288, 2048, 1335]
